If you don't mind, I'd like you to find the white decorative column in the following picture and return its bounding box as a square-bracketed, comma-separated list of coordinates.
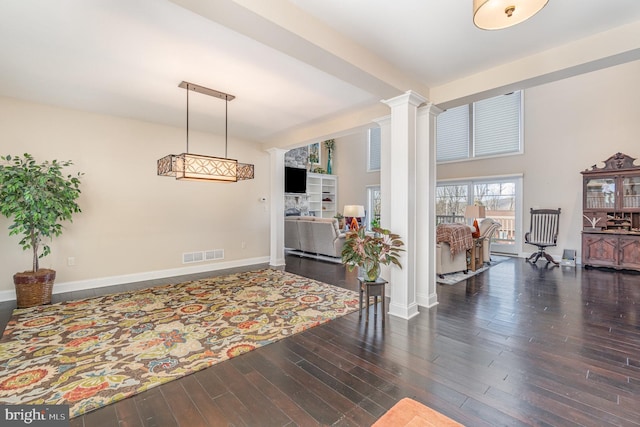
[267, 148, 287, 267]
[415, 103, 442, 308]
[382, 90, 427, 320]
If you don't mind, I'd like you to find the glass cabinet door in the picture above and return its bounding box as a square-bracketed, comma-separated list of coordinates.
[622, 176, 640, 208]
[585, 178, 616, 209]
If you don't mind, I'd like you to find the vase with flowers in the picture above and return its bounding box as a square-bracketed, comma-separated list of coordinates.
[341, 227, 404, 281]
[324, 139, 335, 175]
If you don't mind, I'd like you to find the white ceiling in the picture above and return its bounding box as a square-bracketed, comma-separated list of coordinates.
[291, 0, 640, 87]
[1, 0, 640, 146]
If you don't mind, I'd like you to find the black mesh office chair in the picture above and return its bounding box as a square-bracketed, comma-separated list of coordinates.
[525, 208, 561, 265]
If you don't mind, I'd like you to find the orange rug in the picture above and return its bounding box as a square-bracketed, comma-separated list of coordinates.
[372, 398, 463, 427]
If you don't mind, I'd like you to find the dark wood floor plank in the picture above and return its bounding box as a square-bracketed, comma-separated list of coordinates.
[193, 364, 229, 400]
[77, 403, 120, 427]
[133, 387, 178, 427]
[113, 396, 144, 427]
[522, 382, 639, 427]
[214, 359, 292, 426]
[257, 339, 369, 425]
[209, 390, 251, 427]
[243, 368, 321, 427]
[175, 375, 231, 427]
[283, 338, 388, 416]
[304, 316, 489, 426]
[159, 378, 209, 427]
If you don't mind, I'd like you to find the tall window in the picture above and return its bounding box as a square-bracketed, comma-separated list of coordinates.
[367, 127, 381, 171]
[435, 184, 468, 224]
[436, 91, 522, 163]
[366, 186, 381, 229]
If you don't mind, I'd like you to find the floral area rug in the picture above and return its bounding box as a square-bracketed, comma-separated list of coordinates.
[0, 269, 359, 418]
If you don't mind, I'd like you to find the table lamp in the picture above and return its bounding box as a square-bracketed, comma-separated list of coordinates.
[343, 205, 365, 231]
[465, 205, 486, 238]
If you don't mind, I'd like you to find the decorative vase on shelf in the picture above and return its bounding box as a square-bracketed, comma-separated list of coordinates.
[326, 149, 333, 175]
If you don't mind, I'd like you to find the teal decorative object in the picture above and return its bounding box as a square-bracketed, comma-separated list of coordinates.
[324, 139, 335, 175]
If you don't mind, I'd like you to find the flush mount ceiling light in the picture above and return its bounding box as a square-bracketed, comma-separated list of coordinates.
[157, 81, 254, 182]
[473, 0, 548, 30]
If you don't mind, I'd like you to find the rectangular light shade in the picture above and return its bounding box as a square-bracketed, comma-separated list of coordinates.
[158, 153, 239, 182]
[237, 163, 255, 181]
[344, 205, 365, 217]
[464, 205, 486, 219]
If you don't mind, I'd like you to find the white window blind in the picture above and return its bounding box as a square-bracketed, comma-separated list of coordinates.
[474, 91, 521, 157]
[368, 127, 381, 171]
[436, 104, 469, 162]
[436, 91, 522, 162]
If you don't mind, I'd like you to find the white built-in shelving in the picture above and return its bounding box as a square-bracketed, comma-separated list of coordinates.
[307, 173, 338, 218]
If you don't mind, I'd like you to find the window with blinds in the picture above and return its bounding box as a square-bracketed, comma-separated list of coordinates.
[368, 127, 381, 171]
[436, 91, 522, 163]
[436, 104, 469, 162]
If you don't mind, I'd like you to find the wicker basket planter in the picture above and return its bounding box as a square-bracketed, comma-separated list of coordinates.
[13, 269, 56, 308]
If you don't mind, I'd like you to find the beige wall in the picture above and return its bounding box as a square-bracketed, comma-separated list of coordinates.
[0, 97, 270, 296]
[438, 59, 640, 259]
[333, 131, 380, 217]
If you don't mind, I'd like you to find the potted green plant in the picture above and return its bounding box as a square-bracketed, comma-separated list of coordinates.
[371, 217, 380, 229]
[0, 153, 83, 307]
[334, 213, 345, 229]
[341, 227, 404, 281]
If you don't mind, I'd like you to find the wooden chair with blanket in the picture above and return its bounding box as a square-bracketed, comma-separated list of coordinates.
[525, 208, 561, 266]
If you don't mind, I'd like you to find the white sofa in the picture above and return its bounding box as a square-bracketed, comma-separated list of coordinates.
[479, 218, 502, 263]
[435, 223, 474, 277]
[436, 242, 468, 277]
[435, 219, 502, 276]
[285, 216, 346, 258]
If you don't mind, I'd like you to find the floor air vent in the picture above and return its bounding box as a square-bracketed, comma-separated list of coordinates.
[184, 249, 224, 264]
[182, 251, 203, 264]
[205, 249, 224, 261]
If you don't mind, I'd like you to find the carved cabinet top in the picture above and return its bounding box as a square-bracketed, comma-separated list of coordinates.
[583, 152, 638, 174]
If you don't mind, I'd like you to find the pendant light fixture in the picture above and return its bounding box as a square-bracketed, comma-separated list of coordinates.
[473, 0, 548, 30]
[157, 81, 254, 182]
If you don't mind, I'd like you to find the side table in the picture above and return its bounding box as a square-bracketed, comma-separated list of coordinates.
[468, 237, 485, 271]
[357, 277, 388, 325]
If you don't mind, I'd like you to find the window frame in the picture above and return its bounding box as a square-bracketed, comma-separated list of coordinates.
[367, 127, 381, 172]
[366, 185, 381, 230]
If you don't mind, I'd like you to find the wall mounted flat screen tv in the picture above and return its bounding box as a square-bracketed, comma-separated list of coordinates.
[284, 166, 307, 194]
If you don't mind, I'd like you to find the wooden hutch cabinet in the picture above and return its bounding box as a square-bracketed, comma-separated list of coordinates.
[581, 152, 640, 271]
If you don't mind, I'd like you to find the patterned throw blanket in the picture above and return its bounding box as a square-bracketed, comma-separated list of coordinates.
[436, 223, 473, 256]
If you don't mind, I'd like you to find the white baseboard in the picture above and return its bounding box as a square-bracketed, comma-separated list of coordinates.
[0, 256, 270, 303]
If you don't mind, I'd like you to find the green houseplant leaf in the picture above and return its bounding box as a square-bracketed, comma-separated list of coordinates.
[341, 226, 405, 281]
[0, 153, 83, 272]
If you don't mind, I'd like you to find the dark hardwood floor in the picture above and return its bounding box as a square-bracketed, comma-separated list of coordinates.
[1, 256, 639, 426]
